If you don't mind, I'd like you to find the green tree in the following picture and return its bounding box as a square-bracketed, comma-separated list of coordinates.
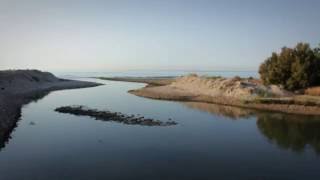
[259, 42, 320, 90]
[315, 44, 320, 58]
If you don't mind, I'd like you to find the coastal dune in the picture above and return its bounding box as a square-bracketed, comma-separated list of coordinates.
[129, 74, 291, 101]
[169, 75, 292, 99]
[128, 74, 320, 115]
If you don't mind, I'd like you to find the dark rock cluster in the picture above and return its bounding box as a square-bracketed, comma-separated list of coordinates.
[55, 105, 177, 126]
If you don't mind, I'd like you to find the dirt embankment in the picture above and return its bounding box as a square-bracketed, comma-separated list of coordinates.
[0, 70, 102, 149]
[128, 74, 320, 115]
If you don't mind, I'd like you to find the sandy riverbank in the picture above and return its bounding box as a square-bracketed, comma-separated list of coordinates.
[130, 87, 320, 115]
[106, 74, 320, 116]
[0, 70, 102, 148]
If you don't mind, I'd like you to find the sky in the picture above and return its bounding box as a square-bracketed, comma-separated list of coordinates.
[0, 0, 319, 72]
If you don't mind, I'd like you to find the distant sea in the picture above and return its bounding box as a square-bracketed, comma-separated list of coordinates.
[53, 70, 258, 79]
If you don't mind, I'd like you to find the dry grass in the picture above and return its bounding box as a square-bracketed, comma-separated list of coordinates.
[247, 78, 262, 85]
[253, 95, 320, 107]
[304, 87, 320, 96]
[294, 95, 320, 105]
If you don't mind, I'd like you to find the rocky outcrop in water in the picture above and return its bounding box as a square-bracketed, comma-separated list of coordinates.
[55, 105, 177, 126]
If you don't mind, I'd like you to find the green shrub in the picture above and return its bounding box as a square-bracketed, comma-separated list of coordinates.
[259, 43, 320, 91]
[315, 44, 320, 58]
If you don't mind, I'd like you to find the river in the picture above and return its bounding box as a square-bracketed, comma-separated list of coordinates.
[0, 78, 319, 180]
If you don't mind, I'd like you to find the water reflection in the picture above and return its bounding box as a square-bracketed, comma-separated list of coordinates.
[0, 91, 50, 150]
[257, 113, 320, 154]
[183, 102, 320, 154]
[0, 115, 18, 150]
[182, 102, 256, 119]
[2, 91, 320, 157]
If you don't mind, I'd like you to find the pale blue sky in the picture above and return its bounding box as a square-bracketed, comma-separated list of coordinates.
[1, 0, 319, 71]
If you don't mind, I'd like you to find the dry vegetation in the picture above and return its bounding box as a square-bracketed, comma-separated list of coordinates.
[304, 87, 320, 96]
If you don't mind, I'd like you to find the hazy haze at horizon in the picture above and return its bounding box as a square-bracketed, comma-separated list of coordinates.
[1, 0, 319, 71]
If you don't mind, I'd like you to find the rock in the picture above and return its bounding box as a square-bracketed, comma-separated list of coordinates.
[55, 105, 177, 127]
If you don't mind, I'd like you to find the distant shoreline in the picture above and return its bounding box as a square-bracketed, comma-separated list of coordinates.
[96, 76, 176, 86]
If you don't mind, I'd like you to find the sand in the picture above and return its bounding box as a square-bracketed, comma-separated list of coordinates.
[128, 75, 320, 116]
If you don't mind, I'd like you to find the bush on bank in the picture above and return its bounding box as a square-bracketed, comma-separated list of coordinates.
[259, 43, 320, 91]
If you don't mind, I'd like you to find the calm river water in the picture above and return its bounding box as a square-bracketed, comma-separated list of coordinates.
[0, 79, 320, 180]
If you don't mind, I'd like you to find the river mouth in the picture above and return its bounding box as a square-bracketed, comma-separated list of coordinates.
[0, 78, 320, 180]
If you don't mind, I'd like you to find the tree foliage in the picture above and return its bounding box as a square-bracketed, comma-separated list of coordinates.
[259, 43, 320, 90]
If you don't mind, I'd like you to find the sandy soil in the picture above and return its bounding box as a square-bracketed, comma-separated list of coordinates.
[0, 70, 102, 148]
[127, 75, 320, 116]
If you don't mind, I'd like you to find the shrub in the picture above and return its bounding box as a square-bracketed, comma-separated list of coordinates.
[205, 76, 222, 80]
[259, 43, 320, 91]
[315, 44, 320, 58]
[233, 76, 242, 81]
